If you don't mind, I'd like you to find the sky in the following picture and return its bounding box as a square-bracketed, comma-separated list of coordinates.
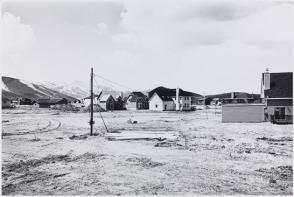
[1, 0, 293, 94]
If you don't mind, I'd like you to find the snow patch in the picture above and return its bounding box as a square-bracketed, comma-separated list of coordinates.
[1, 80, 11, 92]
[20, 79, 47, 95]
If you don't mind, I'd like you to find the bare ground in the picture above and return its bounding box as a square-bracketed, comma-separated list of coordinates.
[1, 108, 293, 195]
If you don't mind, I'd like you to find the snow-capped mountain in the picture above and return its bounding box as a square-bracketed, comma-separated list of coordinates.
[39, 80, 131, 99]
[2, 76, 76, 101]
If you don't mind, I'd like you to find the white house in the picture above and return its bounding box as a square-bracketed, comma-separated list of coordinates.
[148, 86, 195, 111]
[149, 92, 175, 111]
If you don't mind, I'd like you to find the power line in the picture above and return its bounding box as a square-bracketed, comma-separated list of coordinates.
[93, 95, 109, 134]
[93, 73, 134, 91]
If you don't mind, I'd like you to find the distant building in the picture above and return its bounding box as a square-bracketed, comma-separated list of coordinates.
[148, 86, 196, 111]
[126, 92, 149, 110]
[261, 71, 293, 124]
[115, 95, 126, 110]
[37, 98, 68, 108]
[71, 99, 84, 108]
[82, 94, 100, 107]
[98, 94, 115, 111]
[19, 98, 35, 105]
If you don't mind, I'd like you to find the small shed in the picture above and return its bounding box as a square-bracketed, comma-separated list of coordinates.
[222, 104, 266, 123]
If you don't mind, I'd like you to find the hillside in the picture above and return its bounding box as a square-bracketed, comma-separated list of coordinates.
[206, 92, 260, 99]
[2, 76, 76, 101]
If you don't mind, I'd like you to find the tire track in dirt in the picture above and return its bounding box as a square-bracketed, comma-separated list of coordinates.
[2, 119, 62, 136]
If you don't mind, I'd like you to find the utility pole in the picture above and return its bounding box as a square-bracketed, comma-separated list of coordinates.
[90, 67, 94, 136]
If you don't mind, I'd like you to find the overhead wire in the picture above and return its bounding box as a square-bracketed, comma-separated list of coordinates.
[93, 73, 134, 91]
[93, 77, 109, 134]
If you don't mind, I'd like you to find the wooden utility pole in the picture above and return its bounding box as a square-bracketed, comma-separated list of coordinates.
[90, 67, 94, 136]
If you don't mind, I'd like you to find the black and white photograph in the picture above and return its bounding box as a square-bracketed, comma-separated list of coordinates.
[1, 0, 293, 195]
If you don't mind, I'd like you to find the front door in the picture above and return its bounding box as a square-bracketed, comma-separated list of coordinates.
[274, 107, 285, 120]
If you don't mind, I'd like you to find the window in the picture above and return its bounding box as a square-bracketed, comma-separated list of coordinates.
[274, 107, 285, 120]
[155, 104, 158, 108]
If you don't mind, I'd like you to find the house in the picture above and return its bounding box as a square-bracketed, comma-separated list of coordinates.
[148, 86, 196, 111]
[125, 92, 148, 110]
[261, 70, 293, 124]
[98, 94, 115, 111]
[71, 99, 84, 108]
[37, 98, 68, 108]
[115, 95, 126, 110]
[192, 96, 205, 105]
[210, 98, 220, 106]
[19, 98, 35, 105]
[82, 94, 100, 107]
[222, 69, 292, 123]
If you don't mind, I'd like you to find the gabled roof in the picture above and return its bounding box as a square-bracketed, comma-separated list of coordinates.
[151, 92, 173, 101]
[149, 86, 201, 101]
[99, 94, 114, 102]
[131, 91, 146, 97]
[128, 91, 147, 102]
[264, 72, 293, 98]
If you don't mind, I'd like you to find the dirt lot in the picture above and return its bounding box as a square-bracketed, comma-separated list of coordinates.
[1, 108, 293, 195]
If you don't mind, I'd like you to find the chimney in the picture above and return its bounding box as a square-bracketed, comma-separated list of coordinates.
[263, 68, 270, 90]
[176, 87, 180, 110]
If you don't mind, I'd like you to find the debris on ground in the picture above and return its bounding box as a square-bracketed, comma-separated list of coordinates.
[126, 157, 165, 168]
[256, 137, 293, 142]
[127, 119, 137, 124]
[53, 173, 69, 178]
[3, 154, 72, 173]
[69, 134, 88, 140]
[256, 166, 293, 181]
[30, 134, 40, 142]
[107, 130, 122, 133]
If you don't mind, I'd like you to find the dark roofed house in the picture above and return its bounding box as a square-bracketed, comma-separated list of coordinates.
[126, 92, 148, 110]
[148, 86, 200, 111]
[261, 71, 293, 123]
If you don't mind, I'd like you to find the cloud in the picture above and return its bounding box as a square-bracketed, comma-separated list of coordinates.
[178, 1, 265, 22]
[96, 22, 107, 35]
[1, 0, 292, 93]
[2, 12, 36, 65]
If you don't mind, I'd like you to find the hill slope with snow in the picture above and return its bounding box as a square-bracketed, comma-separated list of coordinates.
[2, 76, 76, 101]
